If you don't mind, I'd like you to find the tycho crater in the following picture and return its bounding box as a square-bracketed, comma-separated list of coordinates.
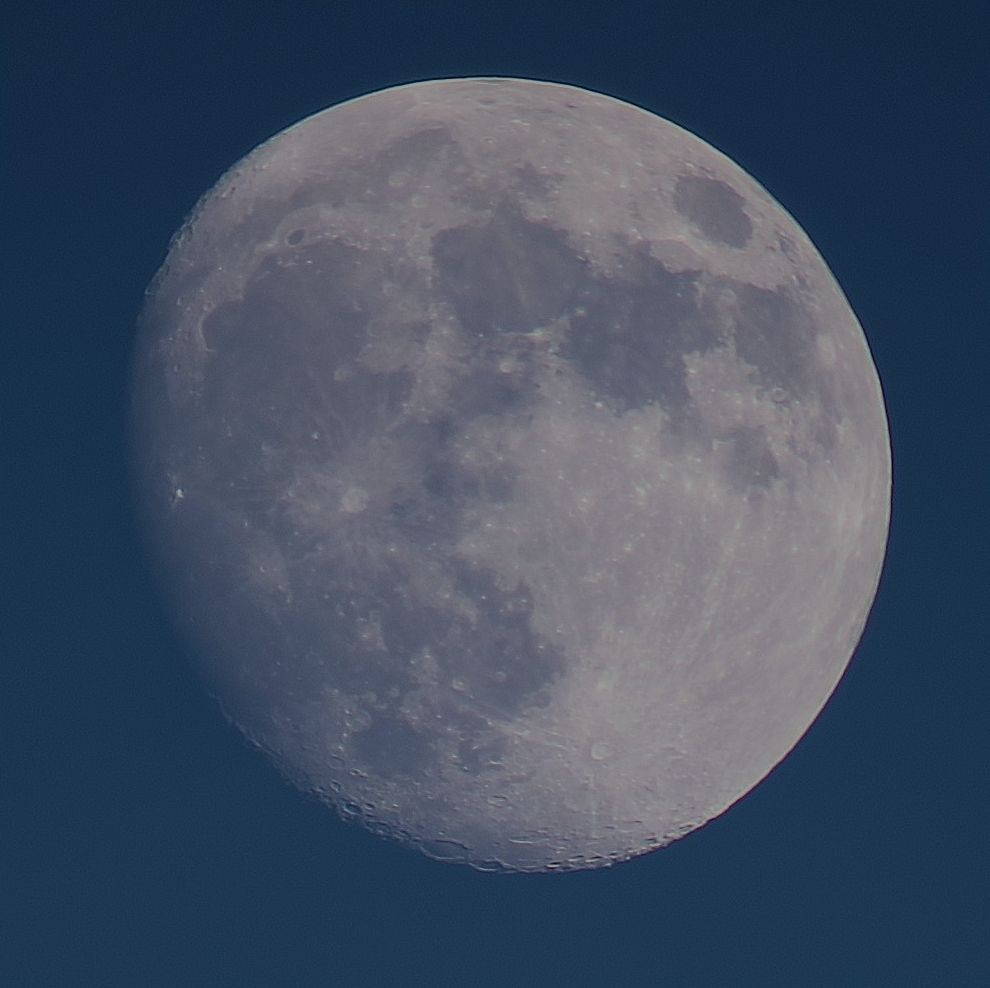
[131, 78, 890, 872]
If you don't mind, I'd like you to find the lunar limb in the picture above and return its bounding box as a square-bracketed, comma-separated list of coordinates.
[131, 79, 890, 871]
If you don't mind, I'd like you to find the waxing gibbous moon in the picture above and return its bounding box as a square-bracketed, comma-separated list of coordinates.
[131, 78, 890, 871]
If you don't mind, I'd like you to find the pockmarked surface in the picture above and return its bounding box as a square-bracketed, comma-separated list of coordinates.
[132, 79, 890, 871]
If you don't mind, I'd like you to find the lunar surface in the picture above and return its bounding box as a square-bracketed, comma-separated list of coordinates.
[131, 78, 890, 871]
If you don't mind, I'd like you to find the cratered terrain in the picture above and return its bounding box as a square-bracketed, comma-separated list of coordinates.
[131, 78, 890, 871]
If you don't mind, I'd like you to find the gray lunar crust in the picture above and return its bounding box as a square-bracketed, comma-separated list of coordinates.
[132, 79, 890, 871]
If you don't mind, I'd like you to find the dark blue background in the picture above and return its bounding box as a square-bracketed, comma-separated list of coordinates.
[7, 3, 987, 985]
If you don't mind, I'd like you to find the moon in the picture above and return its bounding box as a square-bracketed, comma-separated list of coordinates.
[131, 78, 890, 871]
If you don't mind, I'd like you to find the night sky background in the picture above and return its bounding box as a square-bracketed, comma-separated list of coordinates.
[7, 3, 987, 985]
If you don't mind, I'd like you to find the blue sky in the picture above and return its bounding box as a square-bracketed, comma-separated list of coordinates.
[7, 3, 986, 984]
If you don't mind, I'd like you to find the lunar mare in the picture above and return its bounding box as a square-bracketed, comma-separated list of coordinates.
[131, 78, 890, 871]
